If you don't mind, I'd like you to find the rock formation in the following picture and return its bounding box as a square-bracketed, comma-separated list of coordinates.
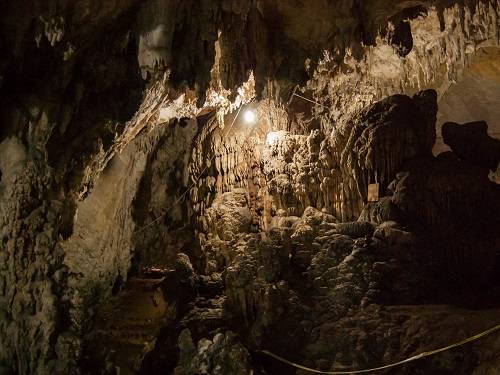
[0, 1, 499, 374]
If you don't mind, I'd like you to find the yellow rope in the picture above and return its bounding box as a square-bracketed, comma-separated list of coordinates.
[292, 92, 326, 108]
[259, 322, 500, 374]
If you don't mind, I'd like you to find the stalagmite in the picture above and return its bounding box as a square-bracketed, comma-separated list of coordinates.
[1, 0, 499, 374]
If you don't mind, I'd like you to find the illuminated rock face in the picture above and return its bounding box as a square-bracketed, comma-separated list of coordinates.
[186, 90, 437, 232]
[0, 0, 499, 374]
[138, 92, 500, 374]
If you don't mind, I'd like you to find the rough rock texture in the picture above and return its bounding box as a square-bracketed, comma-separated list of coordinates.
[174, 330, 252, 375]
[261, 90, 437, 221]
[181, 187, 499, 375]
[435, 47, 500, 156]
[146, 91, 499, 375]
[0, 138, 66, 374]
[306, 1, 499, 129]
[132, 119, 199, 270]
[390, 155, 500, 288]
[1, 1, 500, 374]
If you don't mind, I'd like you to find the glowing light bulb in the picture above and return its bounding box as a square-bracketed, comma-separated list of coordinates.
[243, 109, 256, 124]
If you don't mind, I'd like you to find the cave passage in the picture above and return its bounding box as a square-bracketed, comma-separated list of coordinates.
[0, 1, 500, 374]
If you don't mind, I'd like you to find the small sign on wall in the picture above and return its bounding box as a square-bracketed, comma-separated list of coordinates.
[367, 183, 380, 202]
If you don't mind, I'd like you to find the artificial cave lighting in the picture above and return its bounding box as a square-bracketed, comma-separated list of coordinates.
[243, 109, 256, 124]
[2, 2, 500, 374]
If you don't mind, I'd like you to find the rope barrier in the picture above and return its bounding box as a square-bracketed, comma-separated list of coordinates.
[134, 105, 244, 235]
[258, 321, 500, 374]
[292, 92, 326, 108]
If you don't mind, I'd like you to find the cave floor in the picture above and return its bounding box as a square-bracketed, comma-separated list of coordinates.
[82, 276, 171, 374]
[79, 274, 500, 374]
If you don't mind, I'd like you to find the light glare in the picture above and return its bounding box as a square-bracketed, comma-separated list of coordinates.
[266, 132, 281, 146]
[243, 110, 256, 124]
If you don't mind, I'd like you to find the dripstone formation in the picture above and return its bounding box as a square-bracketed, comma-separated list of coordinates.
[0, 0, 499, 374]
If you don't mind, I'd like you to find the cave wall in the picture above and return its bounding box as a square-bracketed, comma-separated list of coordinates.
[0, 137, 66, 374]
[0, 0, 499, 373]
[132, 119, 199, 270]
[435, 47, 500, 184]
[437, 48, 500, 139]
[186, 89, 436, 247]
[0, 123, 175, 372]
[60, 123, 168, 362]
[306, 1, 499, 133]
[163, 92, 500, 375]
[0, 5, 146, 371]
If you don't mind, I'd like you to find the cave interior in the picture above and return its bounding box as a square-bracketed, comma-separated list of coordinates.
[0, 1, 500, 374]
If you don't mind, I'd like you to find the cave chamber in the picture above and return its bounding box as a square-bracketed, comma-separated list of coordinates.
[0, 1, 500, 374]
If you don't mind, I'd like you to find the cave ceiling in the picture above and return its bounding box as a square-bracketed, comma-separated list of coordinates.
[1, 1, 500, 374]
[1, 1, 497, 195]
